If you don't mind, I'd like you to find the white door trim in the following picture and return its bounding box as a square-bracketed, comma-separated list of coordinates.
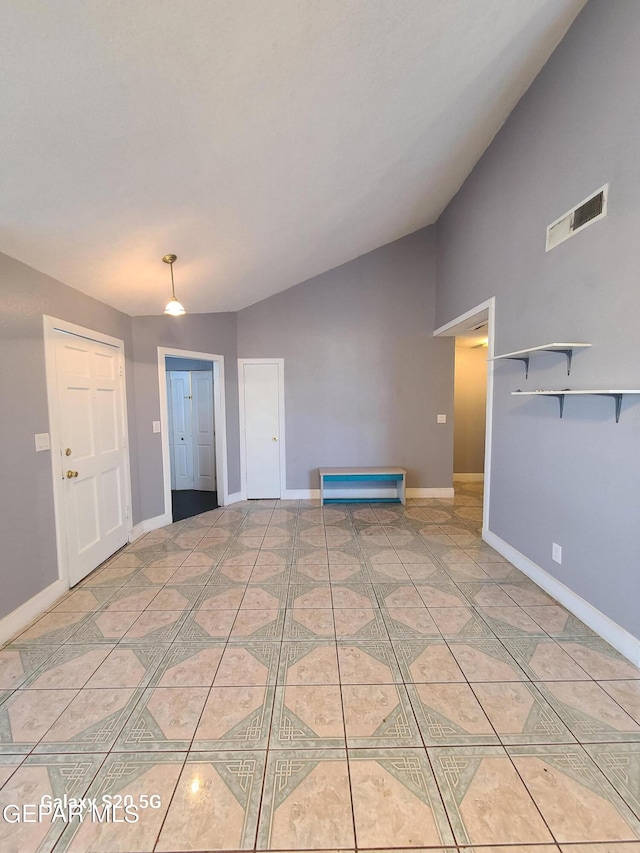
[238, 358, 286, 499]
[433, 297, 495, 536]
[157, 347, 228, 515]
[43, 315, 133, 585]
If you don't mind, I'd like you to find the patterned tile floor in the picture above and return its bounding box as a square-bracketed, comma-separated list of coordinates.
[1, 482, 640, 852]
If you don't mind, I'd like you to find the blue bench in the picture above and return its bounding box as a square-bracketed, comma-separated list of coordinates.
[318, 467, 406, 505]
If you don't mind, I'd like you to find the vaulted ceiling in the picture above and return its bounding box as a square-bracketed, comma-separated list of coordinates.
[1, 0, 587, 315]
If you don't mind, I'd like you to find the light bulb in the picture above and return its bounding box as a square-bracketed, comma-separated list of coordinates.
[164, 297, 186, 316]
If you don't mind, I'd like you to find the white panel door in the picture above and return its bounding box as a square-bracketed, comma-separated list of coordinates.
[192, 371, 216, 491]
[243, 363, 281, 498]
[168, 371, 194, 490]
[55, 330, 129, 586]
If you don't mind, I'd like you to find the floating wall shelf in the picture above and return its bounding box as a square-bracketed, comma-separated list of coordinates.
[491, 343, 591, 378]
[511, 390, 640, 422]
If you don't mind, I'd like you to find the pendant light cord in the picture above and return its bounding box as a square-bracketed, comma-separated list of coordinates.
[170, 263, 177, 299]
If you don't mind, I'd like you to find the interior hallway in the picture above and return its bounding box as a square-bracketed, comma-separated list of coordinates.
[1, 483, 639, 851]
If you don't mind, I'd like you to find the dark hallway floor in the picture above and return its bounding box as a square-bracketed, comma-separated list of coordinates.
[171, 489, 218, 522]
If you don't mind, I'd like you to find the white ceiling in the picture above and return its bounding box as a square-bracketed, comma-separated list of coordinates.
[1, 0, 587, 315]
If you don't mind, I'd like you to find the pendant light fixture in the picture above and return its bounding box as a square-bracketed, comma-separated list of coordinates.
[163, 254, 186, 316]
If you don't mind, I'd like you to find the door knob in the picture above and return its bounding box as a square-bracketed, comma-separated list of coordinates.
[65, 448, 72, 456]
[66, 470, 78, 478]
[272, 436, 278, 442]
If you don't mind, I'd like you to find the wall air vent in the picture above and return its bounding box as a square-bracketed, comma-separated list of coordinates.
[546, 184, 608, 252]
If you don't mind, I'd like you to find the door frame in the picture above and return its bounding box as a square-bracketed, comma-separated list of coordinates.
[158, 347, 228, 516]
[433, 297, 495, 536]
[238, 358, 286, 499]
[43, 315, 134, 585]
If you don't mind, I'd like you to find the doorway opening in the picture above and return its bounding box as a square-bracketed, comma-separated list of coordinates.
[433, 298, 495, 536]
[158, 347, 228, 522]
[166, 358, 217, 521]
[454, 328, 488, 479]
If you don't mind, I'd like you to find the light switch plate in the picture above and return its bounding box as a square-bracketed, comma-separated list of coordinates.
[152, 421, 161, 433]
[437, 414, 447, 424]
[35, 433, 51, 452]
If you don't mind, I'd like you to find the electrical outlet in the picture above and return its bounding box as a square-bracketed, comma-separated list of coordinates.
[152, 421, 161, 433]
[437, 414, 447, 424]
[552, 542, 562, 564]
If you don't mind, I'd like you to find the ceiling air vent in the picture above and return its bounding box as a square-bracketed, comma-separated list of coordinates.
[546, 184, 608, 252]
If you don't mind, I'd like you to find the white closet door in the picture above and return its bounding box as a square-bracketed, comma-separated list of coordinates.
[192, 371, 216, 491]
[243, 363, 281, 499]
[168, 371, 194, 490]
[55, 330, 129, 585]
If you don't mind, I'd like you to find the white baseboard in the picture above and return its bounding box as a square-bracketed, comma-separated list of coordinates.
[225, 491, 247, 505]
[483, 528, 640, 667]
[407, 487, 455, 498]
[454, 473, 485, 482]
[0, 578, 69, 646]
[282, 489, 321, 500]
[129, 512, 172, 542]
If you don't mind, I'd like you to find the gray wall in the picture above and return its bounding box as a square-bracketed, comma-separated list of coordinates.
[0, 252, 137, 620]
[238, 228, 454, 490]
[131, 313, 240, 520]
[454, 345, 487, 474]
[165, 357, 213, 372]
[436, 0, 640, 636]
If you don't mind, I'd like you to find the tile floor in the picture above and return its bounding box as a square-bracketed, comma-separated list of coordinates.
[1, 482, 640, 852]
